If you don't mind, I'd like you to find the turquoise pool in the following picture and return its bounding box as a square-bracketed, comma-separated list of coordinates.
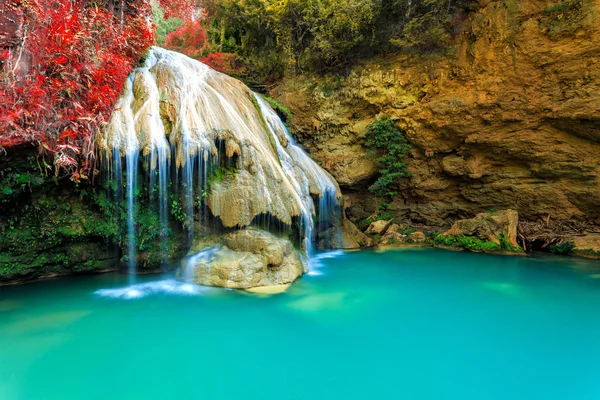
[1, 248, 599, 399]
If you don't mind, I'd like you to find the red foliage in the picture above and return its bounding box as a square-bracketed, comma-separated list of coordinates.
[164, 20, 207, 59]
[201, 52, 245, 76]
[158, 0, 202, 20]
[0, 0, 154, 180]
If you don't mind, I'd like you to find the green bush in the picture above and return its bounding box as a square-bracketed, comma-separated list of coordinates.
[548, 241, 575, 255]
[432, 233, 522, 253]
[363, 115, 411, 197]
[151, 1, 183, 46]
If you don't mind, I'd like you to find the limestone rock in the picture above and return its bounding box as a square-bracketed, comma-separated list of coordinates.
[245, 284, 291, 295]
[387, 224, 400, 234]
[100, 47, 342, 230]
[180, 228, 306, 289]
[410, 232, 427, 243]
[572, 234, 600, 258]
[380, 232, 407, 246]
[443, 209, 519, 247]
[366, 220, 393, 235]
[319, 219, 373, 249]
[273, 1, 600, 228]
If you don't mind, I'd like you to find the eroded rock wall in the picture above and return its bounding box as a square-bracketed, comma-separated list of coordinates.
[272, 0, 600, 228]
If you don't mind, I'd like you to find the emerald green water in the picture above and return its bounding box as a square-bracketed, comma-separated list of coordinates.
[1, 248, 600, 399]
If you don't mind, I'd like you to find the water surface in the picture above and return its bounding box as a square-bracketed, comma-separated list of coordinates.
[1, 249, 599, 399]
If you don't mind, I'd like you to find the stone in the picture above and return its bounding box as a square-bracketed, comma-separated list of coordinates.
[410, 231, 427, 243]
[99, 47, 342, 230]
[273, 1, 600, 229]
[443, 209, 519, 247]
[387, 224, 400, 233]
[366, 220, 393, 235]
[223, 228, 291, 266]
[319, 219, 373, 249]
[572, 234, 600, 258]
[180, 228, 306, 289]
[379, 232, 407, 246]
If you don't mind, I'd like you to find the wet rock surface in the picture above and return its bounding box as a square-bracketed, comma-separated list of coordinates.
[318, 219, 373, 249]
[181, 228, 306, 289]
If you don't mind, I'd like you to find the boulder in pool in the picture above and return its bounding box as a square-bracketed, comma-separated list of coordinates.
[180, 228, 306, 289]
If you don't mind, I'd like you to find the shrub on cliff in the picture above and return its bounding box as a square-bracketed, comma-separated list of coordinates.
[199, 0, 476, 81]
[364, 115, 411, 197]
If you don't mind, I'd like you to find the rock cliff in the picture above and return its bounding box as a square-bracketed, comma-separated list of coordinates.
[272, 0, 600, 234]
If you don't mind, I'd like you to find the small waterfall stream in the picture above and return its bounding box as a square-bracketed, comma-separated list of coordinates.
[100, 47, 342, 274]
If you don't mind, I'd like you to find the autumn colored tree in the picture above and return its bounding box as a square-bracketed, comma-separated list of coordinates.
[0, 0, 155, 180]
[200, 52, 244, 76]
[164, 19, 208, 59]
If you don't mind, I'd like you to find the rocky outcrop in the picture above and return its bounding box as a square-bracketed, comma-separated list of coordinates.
[272, 0, 600, 230]
[319, 218, 373, 249]
[378, 229, 426, 246]
[99, 47, 341, 230]
[180, 228, 306, 289]
[572, 234, 600, 259]
[443, 209, 519, 247]
[366, 220, 393, 235]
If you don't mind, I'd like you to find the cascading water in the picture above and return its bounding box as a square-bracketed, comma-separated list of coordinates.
[253, 94, 342, 258]
[125, 149, 139, 279]
[99, 47, 343, 276]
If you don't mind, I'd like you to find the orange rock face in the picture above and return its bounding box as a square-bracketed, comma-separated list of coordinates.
[273, 0, 600, 227]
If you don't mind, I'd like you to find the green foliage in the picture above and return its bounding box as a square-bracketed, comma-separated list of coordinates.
[385, 0, 474, 49]
[207, 165, 237, 186]
[433, 234, 501, 252]
[204, 0, 475, 81]
[548, 241, 575, 255]
[366, 202, 395, 224]
[432, 233, 522, 253]
[152, 1, 184, 46]
[541, 0, 585, 38]
[575, 249, 600, 257]
[0, 153, 187, 279]
[0, 157, 47, 203]
[363, 115, 411, 197]
[170, 197, 186, 223]
[262, 95, 293, 126]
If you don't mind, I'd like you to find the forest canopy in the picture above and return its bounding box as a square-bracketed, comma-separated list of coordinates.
[0, 0, 474, 180]
[198, 0, 476, 83]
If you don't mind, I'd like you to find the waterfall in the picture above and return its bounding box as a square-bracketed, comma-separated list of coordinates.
[99, 47, 342, 273]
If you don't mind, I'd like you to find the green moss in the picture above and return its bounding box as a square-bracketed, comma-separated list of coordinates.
[261, 95, 293, 128]
[432, 233, 522, 253]
[0, 151, 188, 280]
[541, 0, 585, 38]
[574, 249, 600, 257]
[365, 202, 395, 224]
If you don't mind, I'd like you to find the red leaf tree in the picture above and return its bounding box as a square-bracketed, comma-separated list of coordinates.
[0, 0, 155, 181]
[200, 52, 244, 76]
[164, 19, 208, 59]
